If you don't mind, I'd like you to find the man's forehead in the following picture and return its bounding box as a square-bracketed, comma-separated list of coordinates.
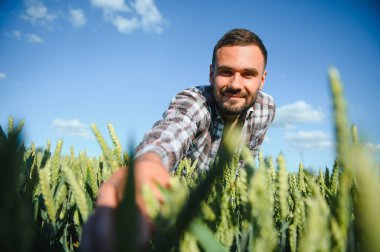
[215, 45, 264, 60]
[214, 45, 265, 71]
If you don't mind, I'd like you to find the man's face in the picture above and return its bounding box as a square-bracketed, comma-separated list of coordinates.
[210, 45, 267, 117]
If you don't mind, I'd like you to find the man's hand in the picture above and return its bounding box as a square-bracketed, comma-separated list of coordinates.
[96, 168, 127, 208]
[82, 153, 170, 252]
[96, 152, 170, 214]
[133, 152, 171, 214]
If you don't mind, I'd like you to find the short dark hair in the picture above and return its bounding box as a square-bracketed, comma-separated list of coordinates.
[212, 28, 267, 68]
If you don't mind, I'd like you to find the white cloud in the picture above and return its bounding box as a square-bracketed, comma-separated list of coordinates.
[273, 100, 324, 128]
[53, 118, 91, 138]
[4, 30, 22, 40]
[0, 72, 6, 80]
[112, 15, 139, 33]
[364, 143, 380, 153]
[91, 0, 165, 34]
[22, 0, 57, 26]
[285, 130, 333, 150]
[69, 8, 87, 28]
[133, 0, 164, 33]
[25, 33, 44, 44]
[91, 0, 130, 12]
[4, 30, 44, 44]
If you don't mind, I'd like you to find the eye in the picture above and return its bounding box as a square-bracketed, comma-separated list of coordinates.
[242, 71, 257, 78]
[218, 69, 233, 76]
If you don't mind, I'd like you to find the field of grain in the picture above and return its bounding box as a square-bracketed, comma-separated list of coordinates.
[1, 69, 379, 252]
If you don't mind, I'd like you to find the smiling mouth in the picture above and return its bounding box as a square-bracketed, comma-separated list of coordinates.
[222, 92, 246, 99]
[224, 94, 244, 98]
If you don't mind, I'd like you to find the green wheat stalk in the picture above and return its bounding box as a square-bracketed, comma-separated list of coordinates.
[50, 139, 63, 189]
[91, 124, 118, 173]
[39, 162, 57, 224]
[62, 164, 89, 221]
[107, 123, 123, 166]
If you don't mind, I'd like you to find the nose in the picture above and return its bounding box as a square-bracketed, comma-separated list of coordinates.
[228, 72, 243, 90]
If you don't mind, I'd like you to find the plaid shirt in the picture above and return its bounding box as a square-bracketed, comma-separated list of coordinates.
[135, 85, 275, 172]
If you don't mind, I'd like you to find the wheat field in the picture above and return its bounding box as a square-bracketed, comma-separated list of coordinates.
[0, 69, 379, 252]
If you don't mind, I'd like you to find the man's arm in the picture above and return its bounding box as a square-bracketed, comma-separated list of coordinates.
[135, 88, 210, 171]
[96, 88, 210, 209]
[81, 152, 170, 252]
[81, 88, 210, 251]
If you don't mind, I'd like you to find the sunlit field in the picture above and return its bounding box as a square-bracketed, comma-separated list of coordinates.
[1, 70, 379, 251]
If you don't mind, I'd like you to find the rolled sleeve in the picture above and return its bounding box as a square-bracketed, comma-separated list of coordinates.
[135, 88, 210, 171]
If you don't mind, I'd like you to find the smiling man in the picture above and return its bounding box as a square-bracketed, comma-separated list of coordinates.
[134, 28, 274, 174]
[82, 28, 275, 251]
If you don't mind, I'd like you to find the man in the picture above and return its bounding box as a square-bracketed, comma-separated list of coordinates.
[82, 28, 275, 251]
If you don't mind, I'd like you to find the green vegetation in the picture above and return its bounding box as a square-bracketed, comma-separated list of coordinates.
[0, 69, 379, 251]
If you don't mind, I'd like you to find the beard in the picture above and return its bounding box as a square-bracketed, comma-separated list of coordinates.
[213, 86, 257, 116]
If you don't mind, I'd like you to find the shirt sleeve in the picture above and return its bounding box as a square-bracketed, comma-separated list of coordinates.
[135, 88, 210, 171]
[250, 95, 276, 157]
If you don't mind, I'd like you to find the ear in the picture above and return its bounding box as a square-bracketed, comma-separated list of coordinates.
[259, 70, 267, 90]
[209, 64, 214, 85]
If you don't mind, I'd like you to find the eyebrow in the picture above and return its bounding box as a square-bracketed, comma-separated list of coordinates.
[217, 65, 259, 75]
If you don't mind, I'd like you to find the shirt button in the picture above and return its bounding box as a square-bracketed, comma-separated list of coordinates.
[250, 139, 258, 148]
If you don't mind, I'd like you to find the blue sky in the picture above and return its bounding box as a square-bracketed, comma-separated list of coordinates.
[1, 0, 379, 172]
